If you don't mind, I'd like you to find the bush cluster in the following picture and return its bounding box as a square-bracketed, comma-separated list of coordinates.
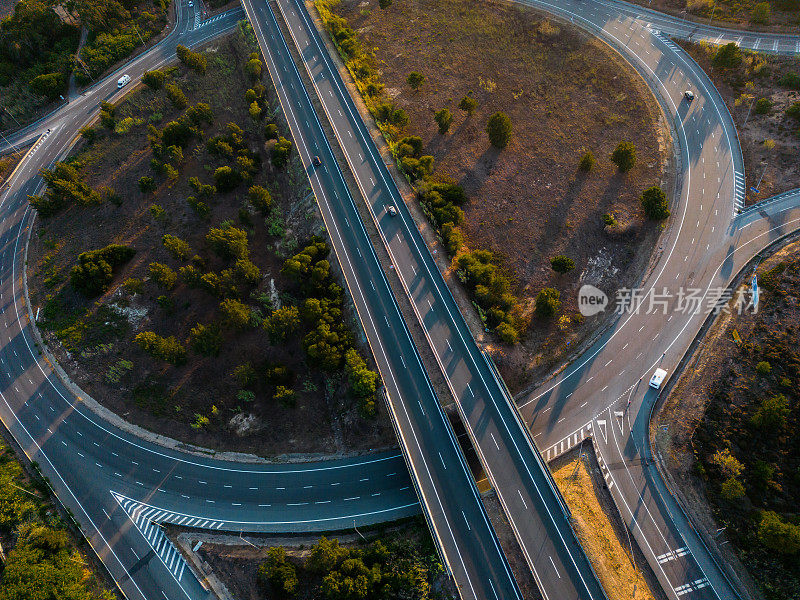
[70, 244, 136, 296]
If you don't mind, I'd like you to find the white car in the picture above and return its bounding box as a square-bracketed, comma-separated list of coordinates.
[387, 205, 397, 216]
[117, 74, 131, 88]
[684, 90, 694, 102]
[649, 368, 667, 390]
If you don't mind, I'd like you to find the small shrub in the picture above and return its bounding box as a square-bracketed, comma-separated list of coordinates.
[787, 102, 800, 120]
[641, 185, 670, 220]
[579, 151, 596, 172]
[550, 255, 575, 274]
[611, 141, 636, 172]
[138, 176, 156, 193]
[755, 360, 772, 375]
[271, 136, 293, 168]
[487, 112, 512, 149]
[166, 83, 188, 109]
[162, 234, 190, 260]
[142, 69, 165, 89]
[535, 287, 561, 318]
[214, 166, 241, 192]
[148, 262, 177, 289]
[458, 95, 477, 115]
[434, 108, 453, 134]
[754, 97, 772, 114]
[406, 71, 425, 91]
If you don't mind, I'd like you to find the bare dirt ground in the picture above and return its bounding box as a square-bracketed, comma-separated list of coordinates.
[655, 240, 800, 600]
[336, 0, 672, 394]
[678, 41, 800, 206]
[551, 443, 664, 600]
[625, 0, 800, 32]
[27, 31, 395, 458]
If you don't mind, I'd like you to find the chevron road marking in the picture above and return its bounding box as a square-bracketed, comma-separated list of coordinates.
[112, 493, 195, 582]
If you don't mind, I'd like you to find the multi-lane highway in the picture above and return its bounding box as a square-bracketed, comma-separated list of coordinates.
[1, 0, 800, 599]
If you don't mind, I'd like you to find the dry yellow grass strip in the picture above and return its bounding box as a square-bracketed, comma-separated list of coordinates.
[552, 446, 656, 600]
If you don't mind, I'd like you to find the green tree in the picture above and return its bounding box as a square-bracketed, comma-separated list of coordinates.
[535, 287, 561, 318]
[379, 0, 392, 8]
[264, 306, 300, 343]
[135, 331, 186, 365]
[148, 262, 177, 289]
[754, 97, 772, 114]
[751, 394, 790, 430]
[274, 385, 296, 407]
[220, 298, 251, 330]
[176, 44, 207, 73]
[138, 176, 155, 193]
[162, 234, 190, 260]
[344, 348, 379, 417]
[206, 226, 249, 260]
[720, 477, 745, 502]
[641, 185, 670, 220]
[434, 107, 453, 134]
[249, 100, 262, 121]
[495, 322, 519, 344]
[710, 448, 744, 479]
[214, 166, 241, 192]
[142, 69, 165, 89]
[458, 95, 477, 115]
[308, 537, 348, 573]
[758, 511, 800, 554]
[30, 72, 65, 100]
[787, 102, 800, 120]
[487, 112, 512, 149]
[166, 83, 188, 109]
[751, 1, 770, 23]
[406, 71, 425, 91]
[248, 185, 272, 215]
[611, 141, 636, 172]
[70, 245, 136, 296]
[190, 322, 222, 357]
[257, 547, 298, 598]
[713, 42, 743, 69]
[246, 53, 263, 80]
[272, 136, 293, 168]
[550, 255, 575, 274]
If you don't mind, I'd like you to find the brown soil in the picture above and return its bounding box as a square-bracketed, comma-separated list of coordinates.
[678, 41, 800, 206]
[336, 0, 671, 394]
[655, 240, 800, 600]
[27, 31, 395, 458]
[551, 443, 665, 600]
[625, 0, 800, 33]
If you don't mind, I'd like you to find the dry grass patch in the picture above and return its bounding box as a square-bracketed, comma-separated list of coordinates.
[552, 445, 659, 600]
[333, 0, 670, 390]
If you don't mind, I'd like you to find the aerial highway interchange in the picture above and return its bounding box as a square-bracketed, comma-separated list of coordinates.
[0, 0, 799, 599]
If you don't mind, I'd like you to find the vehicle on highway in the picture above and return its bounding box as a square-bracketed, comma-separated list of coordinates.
[313, 155, 322, 166]
[387, 205, 397, 216]
[117, 74, 131, 88]
[684, 90, 694, 102]
[649, 368, 667, 389]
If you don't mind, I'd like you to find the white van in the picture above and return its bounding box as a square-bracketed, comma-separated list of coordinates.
[649, 368, 667, 390]
[117, 74, 131, 89]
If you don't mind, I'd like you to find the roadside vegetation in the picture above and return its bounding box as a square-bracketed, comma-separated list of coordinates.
[26, 23, 392, 457]
[0, 439, 115, 600]
[658, 242, 800, 600]
[679, 41, 800, 204]
[314, 0, 669, 390]
[0, 0, 171, 129]
[628, 0, 798, 30]
[194, 520, 455, 600]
